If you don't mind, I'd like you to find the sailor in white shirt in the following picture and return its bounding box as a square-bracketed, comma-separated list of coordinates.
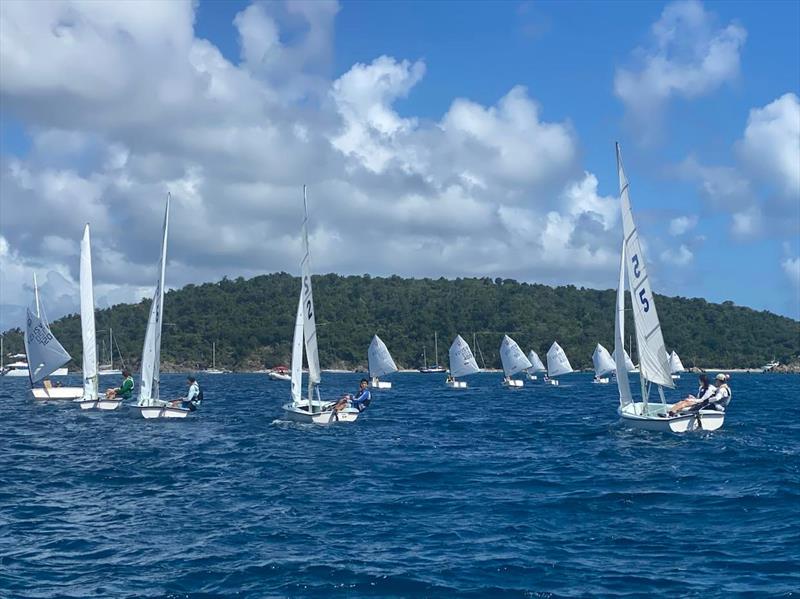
[668, 374, 716, 416]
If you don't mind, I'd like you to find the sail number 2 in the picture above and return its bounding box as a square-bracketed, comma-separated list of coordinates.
[631, 254, 641, 278]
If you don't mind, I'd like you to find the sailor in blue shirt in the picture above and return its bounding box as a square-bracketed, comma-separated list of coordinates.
[335, 378, 371, 412]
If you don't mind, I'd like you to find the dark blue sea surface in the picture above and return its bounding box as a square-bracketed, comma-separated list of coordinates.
[1, 372, 798, 598]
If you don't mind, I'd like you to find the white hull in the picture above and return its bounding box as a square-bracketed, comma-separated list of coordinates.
[98, 369, 122, 376]
[268, 372, 292, 381]
[502, 378, 524, 388]
[526, 373, 539, 381]
[139, 405, 190, 419]
[546, 379, 559, 386]
[619, 402, 725, 433]
[671, 374, 681, 380]
[592, 377, 610, 384]
[201, 369, 225, 375]
[77, 398, 98, 410]
[96, 398, 124, 410]
[31, 386, 83, 400]
[282, 401, 360, 424]
[4, 367, 69, 377]
[446, 380, 468, 389]
[370, 381, 392, 389]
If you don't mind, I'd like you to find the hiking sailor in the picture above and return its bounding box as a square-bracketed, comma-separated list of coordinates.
[669, 373, 730, 416]
[334, 378, 371, 412]
[169, 376, 202, 411]
[105, 369, 134, 400]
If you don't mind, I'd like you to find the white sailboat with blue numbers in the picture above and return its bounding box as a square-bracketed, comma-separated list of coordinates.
[614, 143, 724, 432]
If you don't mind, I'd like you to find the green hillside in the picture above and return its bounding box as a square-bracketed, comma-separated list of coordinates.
[2, 273, 798, 371]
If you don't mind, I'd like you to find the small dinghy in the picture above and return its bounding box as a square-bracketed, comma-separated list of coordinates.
[282, 187, 360, 424]
[368, 334, 397, 389]
[500, 335, 531, 388]
[669, 351, 685, 380]
[268, 367, 291, 381]
[26, 273, 81, 400]
[525, 350, 546, 381]
[445, 335, 480, 388]
[592, 343, 615, 384]
[613, 144, 724, 432]
[546, 341, 573, 386]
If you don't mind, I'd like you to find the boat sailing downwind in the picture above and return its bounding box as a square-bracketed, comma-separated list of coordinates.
[368, 334, 397, 389]
[499, 335, 532, 388]
[446, 335, 480, 388]
[525, 350, 546, 381]
[545, 341, 573, 386]
[592, 343, 615, 384]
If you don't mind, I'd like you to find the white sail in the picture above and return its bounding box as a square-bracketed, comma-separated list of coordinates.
[614, 241, 633, 408]
[623, 349, 636, 372]
[290, 293, 304, 404]
[592, 343, 616, 378]
[500, 335, 532, 377]
[527, 350, 546, 372]
[300, 186, 321, 386]
[368, 335, 397, 379]
[138, 195, 170, 406]
[669, 351, 685, 374]
[546, 341, 573, 377]
[449, 335, 480, 378]
[80, 224, 98, 400]
[617, 143, 674, 389]
[24, 307, 71, 384]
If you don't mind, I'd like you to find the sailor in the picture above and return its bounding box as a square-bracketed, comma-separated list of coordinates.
[703, 373, 732, 411]
[668, 373, 728, 416]
[170, 376, 202, 411]
[105, 369, 134, 400]
[334, 378, 371, 412]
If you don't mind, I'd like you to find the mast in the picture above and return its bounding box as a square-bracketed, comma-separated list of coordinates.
[434, 332, 439, 366]
[33, 273, 41, 318]
[212, 342, 216, 369]
[109, 328, 113, 370]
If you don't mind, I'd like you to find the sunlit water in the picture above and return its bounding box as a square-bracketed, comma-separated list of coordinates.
[1, 372, 798, 597]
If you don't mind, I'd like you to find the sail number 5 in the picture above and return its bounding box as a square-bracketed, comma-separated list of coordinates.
[638, 288, 650, 313]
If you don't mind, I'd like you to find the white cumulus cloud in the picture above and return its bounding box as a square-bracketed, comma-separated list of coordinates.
[668, 215, 699, 236]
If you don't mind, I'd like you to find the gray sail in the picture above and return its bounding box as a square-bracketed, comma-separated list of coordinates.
[24, 307, 71, 384]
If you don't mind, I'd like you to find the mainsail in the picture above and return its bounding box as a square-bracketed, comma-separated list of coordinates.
[617, 143, 674, 389]
[24, 307, 71, 384]
[669, 351, 685, 374]
[80, 224, 98, 400]
[449, 335, 480, 378]
[290, 293, 304, 404]
[614, 241, 633, 407]
[546, 341, 573, 377]
[500, 335, 532, 377]
[368, 335, 398, 379]
[300, 186, 321, 386]
[592, 343, 616, 378]
[527, 350, 546, 372]
[138, 195, 170, 406]
[623, 349, 636, 372]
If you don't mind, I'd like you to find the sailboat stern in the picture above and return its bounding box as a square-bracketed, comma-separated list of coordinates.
[619, 402, 725, 433]
[502, 378, 524, 388]
[31, 386, 84, 400]
[281, 401, 360, 424]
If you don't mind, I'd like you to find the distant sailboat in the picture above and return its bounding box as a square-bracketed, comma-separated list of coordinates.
[499, 335, 532, 388]
[613, 143, 724, 432]
[446, 335, 480, 388]
[545, 341, 573, 386]
[202, 342, 225, 374]
[419, 332, 446, 373]
[98, 328, 123, 376]
[669, 351, 685, 380]
[27, 272, 78, 399]
[368, 334, 397, 389]
[282, 187, 360, 424]
[525, 350, 546, 381]
[591, 343, 615, 384]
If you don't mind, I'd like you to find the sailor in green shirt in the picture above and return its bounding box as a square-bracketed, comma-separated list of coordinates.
[106, 369, 134, 400]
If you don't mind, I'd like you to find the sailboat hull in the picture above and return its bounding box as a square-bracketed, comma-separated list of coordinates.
[98, 369, 122, 376]
[619, 403, 725, 433]
[502, 379, 524, 388]
[96, 398, 124, 410]
[370, 380, 392, 389]
[138, 405, 190, 419]
[31, 386, 83, 400]
[546, 379, 559, 386]
[282, 402, 360, 424]
[526, 373, 538, 381]
[592, 378, 610, 384]
[671, 374, 681, 380]
[445, 380, 468, 389]
[268, 371, 292, 381]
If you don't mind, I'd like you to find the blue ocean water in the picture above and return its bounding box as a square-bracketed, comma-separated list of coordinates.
[1, 372, 798, 598]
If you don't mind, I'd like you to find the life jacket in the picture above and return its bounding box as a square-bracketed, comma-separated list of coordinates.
[710, 384, 731, 410]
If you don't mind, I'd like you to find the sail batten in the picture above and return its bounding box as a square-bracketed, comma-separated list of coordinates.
[368, 335, 397, 379]
[449, 335, 480, 378]
[546, 342, 573, 378]
[80, 225, 98, 400]
[500, 335, 532, 377]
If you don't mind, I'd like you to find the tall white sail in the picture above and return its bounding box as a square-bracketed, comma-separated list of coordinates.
[623, 349, 636, 372]
[546, 341, 573, 377]
[592, 343, 616, 377]
[669, 351, 685, 373]
[138, 195, 170, 406]
[300, 186, 321, 386]
[290, 293, 304, 404]
[449, 335, 480, 378]
[80, 224, 98, 400]
[500, 335, 532, 377]
[24, 307, 71, 384]
[527, 350, 546, 372]
[368, 335, 397, 379]
[614, 241, 634, 407]
[617, 144, 674, 389]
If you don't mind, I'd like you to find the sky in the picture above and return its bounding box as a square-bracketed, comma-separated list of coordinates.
[0, 0, 798, 331]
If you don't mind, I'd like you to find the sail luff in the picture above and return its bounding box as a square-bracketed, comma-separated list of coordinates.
[616, 143, 674, 389]
[449, 335, 480, 378]
[546, 341, 573, 377]
[290, 292, 304, 404]
[614, 240, 634, 408]
[80, 224, 98, 400]
[500, 335, 532, 377]
[300, 186, 321, 388]
[368, 335, 398, 379]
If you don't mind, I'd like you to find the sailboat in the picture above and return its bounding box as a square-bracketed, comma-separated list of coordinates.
[500, 335, 532, 388]
[282, 187, 360, 424]
[368, 334, 397, 389]
[135, 195, 190, 419]
[27, 273, 80, 400]
[98, 328, 123, 376]
[613, 143, 723, 432]
[545, 341, 572, 386]
[445, 334, 480, 388]
[419, 332, 446, 373]
[669, 351, 685, 380]
[591, 343, 615, 384]
[525, 350, 546, 381]
[202, 342, 225, 374]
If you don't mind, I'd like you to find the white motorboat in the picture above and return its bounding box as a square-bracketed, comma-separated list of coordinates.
[282, 187, 360, 425]
[445, 335, 480, 389]
[268, 369, 292, 381]
[500, 335, 531, 388]
[546, 341, 573, 386]
[613, 143, 724, 432]
[368, 334, 397, 389]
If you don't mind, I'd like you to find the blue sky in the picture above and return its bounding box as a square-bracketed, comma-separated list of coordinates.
[1, 0, 798, 329]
